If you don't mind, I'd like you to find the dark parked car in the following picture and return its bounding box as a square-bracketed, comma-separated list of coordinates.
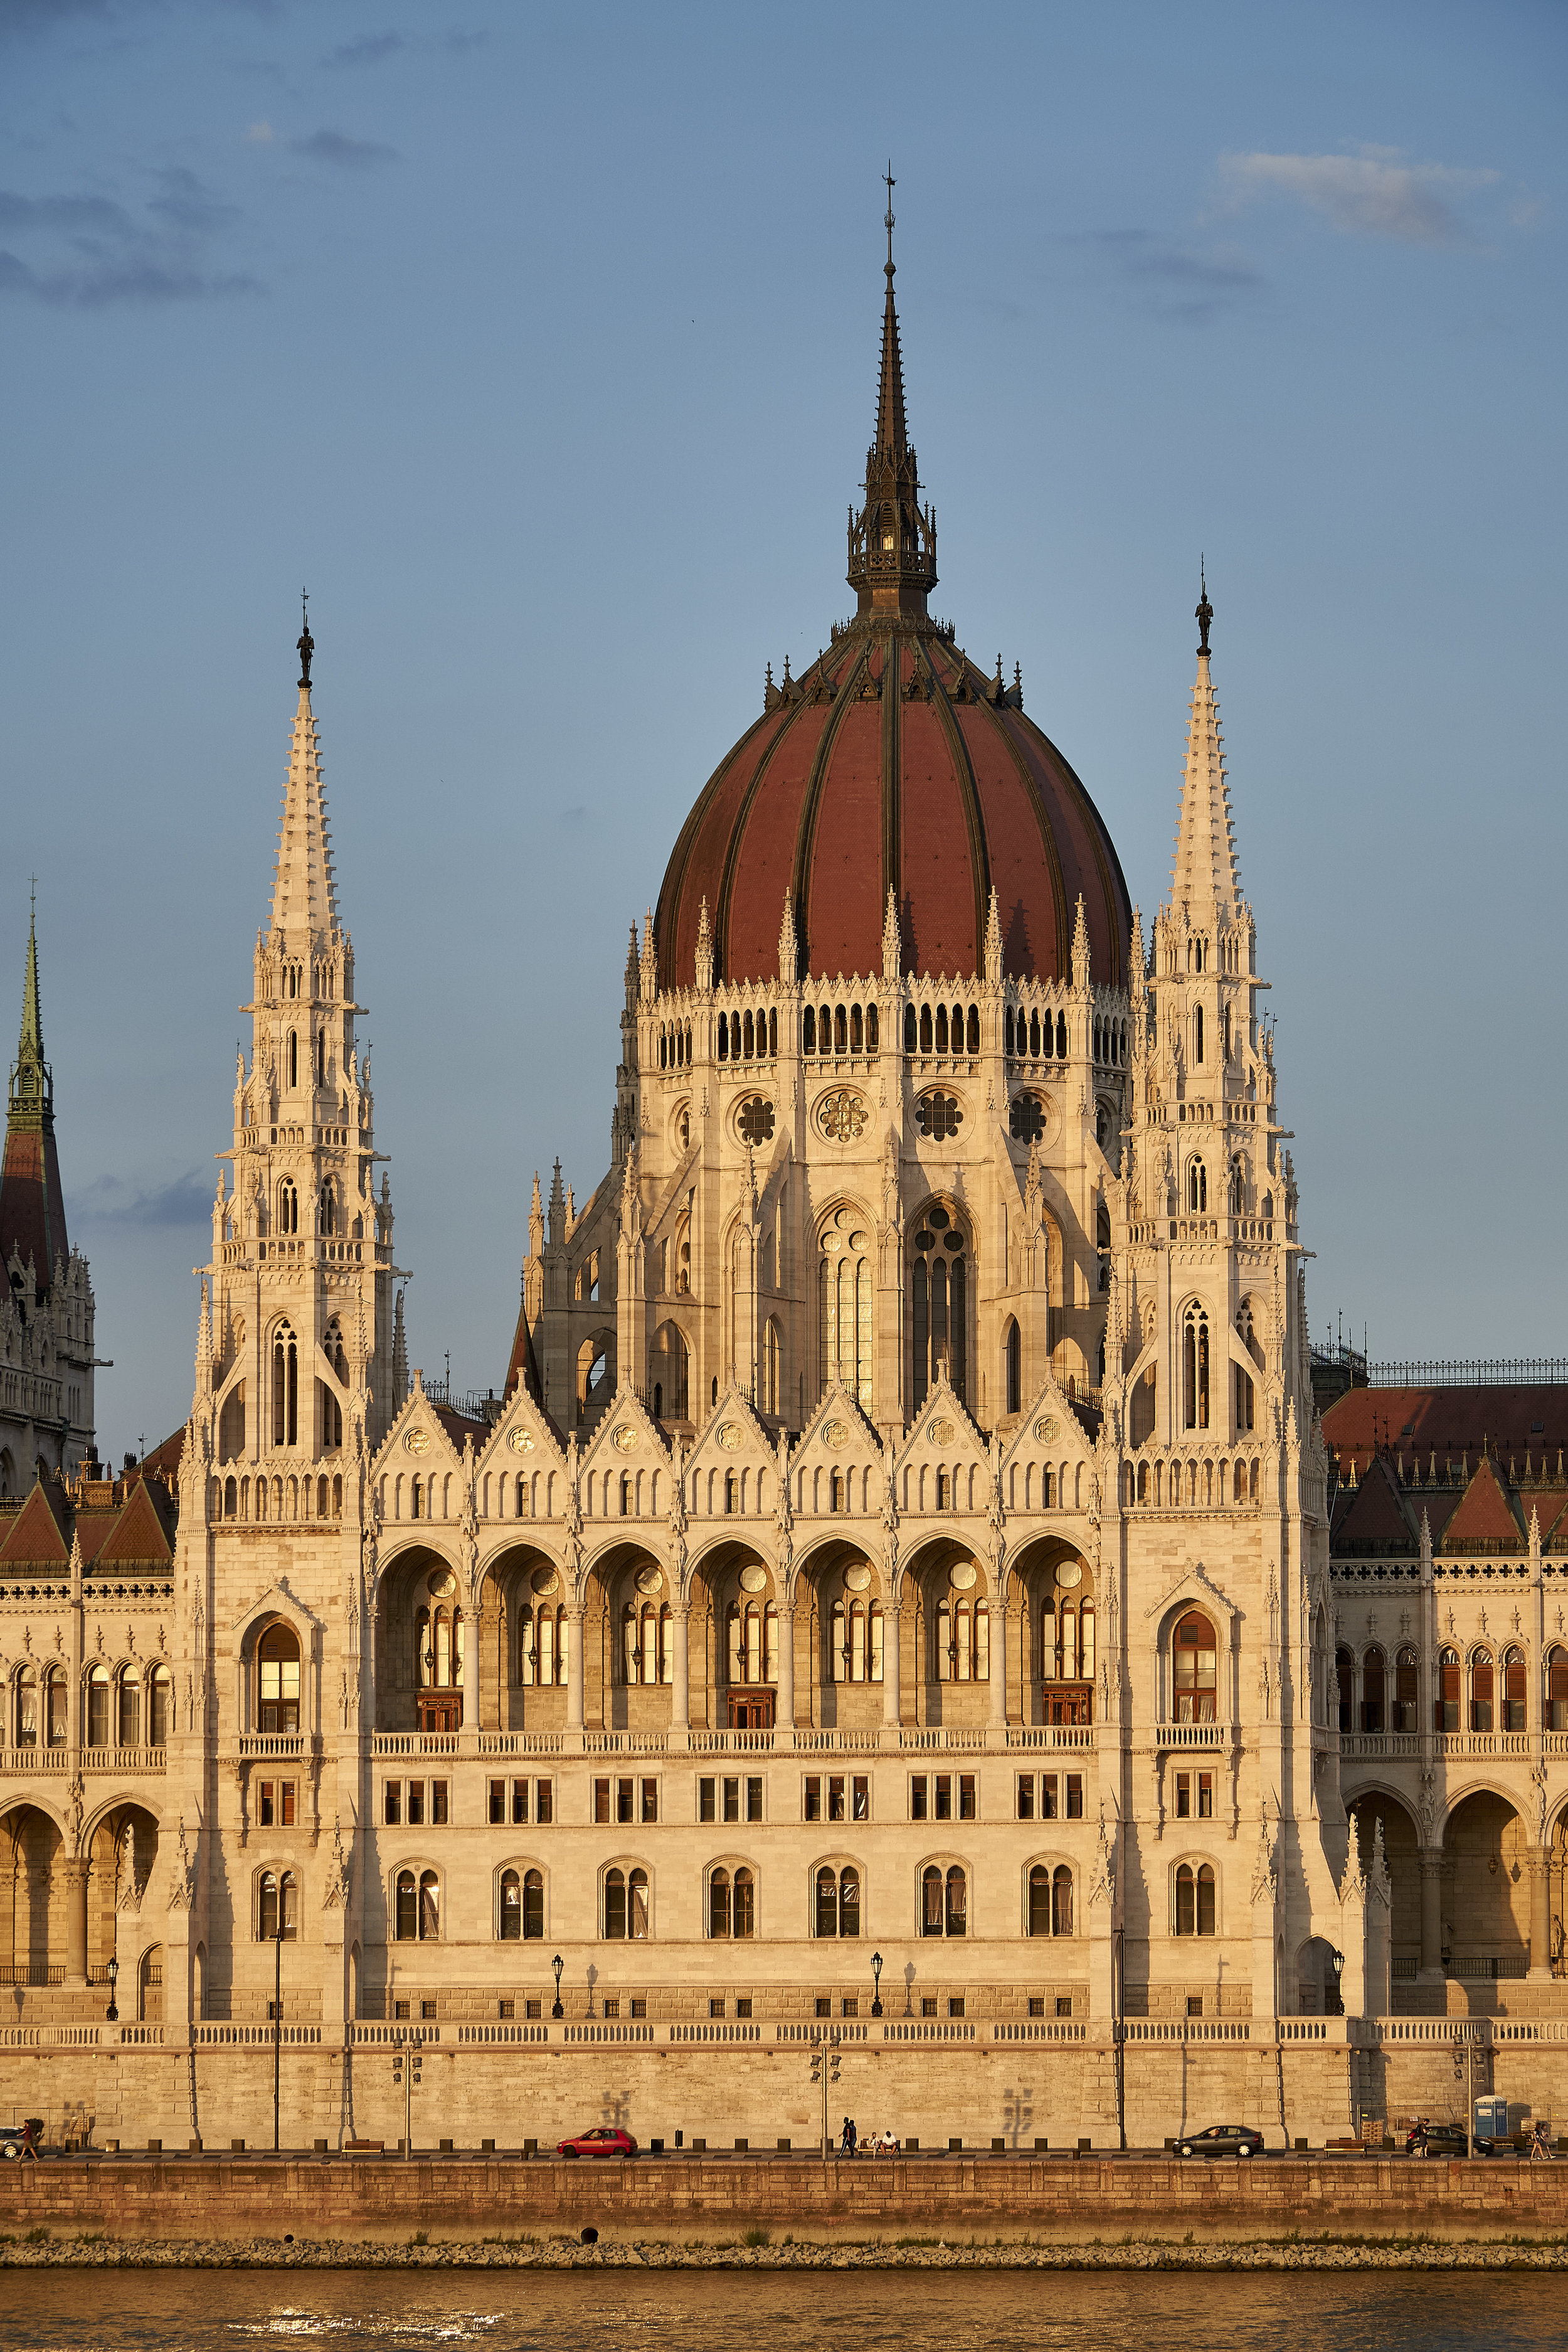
[1406, 2122, 1502, 2157]
[556, 2126, 637, 2159]
[1175, 2123, 1266, 2159]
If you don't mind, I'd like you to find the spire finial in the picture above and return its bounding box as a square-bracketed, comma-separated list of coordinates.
[297, 588, 314, 690]
[883, 162, 896, 282]
[1195, 558, 1212, 658]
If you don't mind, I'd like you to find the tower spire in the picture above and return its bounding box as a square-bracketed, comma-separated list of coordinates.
[1167, 570, 1242, 923]
[271, 608, 341, 954]
[1, 890, 69, 1294]
[848, 170, 936, 620]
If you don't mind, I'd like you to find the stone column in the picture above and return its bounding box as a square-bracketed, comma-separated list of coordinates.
[881, 1597, 899, 1729]
[670, 1607, 690, 1730]
[64, 1857, 89, 1987]
[1418, 1846, 1444, 1980]
[988, 1593, 1007, 1729]
[565, 1607, 585, 1733]
[776, 1600, 795, 1734]
[1530, 1845, 1553, 1981]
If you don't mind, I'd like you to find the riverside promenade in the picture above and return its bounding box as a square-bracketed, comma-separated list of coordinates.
[4, 2152, 1568, 2254]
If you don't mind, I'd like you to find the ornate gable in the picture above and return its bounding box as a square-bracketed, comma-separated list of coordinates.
[372, 1372, 466, 1483]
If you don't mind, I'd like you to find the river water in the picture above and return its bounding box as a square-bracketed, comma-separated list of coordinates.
[3, 2273, 1559, 2352]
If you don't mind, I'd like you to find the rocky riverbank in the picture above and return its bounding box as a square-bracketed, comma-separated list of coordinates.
[6, 2234, 1568, 2269]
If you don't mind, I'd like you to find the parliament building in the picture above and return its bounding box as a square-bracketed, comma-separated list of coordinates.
[1, 223, 1564, 2156]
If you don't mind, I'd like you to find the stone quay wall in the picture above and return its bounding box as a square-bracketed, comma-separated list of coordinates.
[0, 2027, 1563, 2161]
[6, 2152, 1568, 2248]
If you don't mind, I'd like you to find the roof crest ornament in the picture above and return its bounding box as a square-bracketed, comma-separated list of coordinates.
[1196, 557, 1212, 658]
[297, 587, 314, 690]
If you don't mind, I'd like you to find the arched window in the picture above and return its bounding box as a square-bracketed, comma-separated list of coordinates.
[763, 1317, 781, 1417]
[258, 1870, 297, 1942]
[819, 1210, 874, 1412]
[1335, 1646, 1353, 1733]
[910, 1205, 967, 1408]
[117, 1669, 140, 1748]
[1394, 1646, 1419, 1733]
[1181, 1304, 1209, 1430]
[87, 1663, 109, 1747]
[1052, 1865, 1073, 1937]
[919, 1004, 933, 1053]
[1187, 1159, 1206, 1213]
[501, 1868, 521, 1939]
[45, 1664, 68, 1747]
[272, 1321, 299, 1446]
[1175, 1862, 1216, 1935]
[732, 1865, 755, 1938]
[258, 1624, 301, 1733]
[520, 1604, 568, 1688]
[14, 1666, 36, 1748]
[1361, 1648, 1385, 1735]
[319, 1179, 336, 1236]
[524, 1868, 544, 1937]
[1028, 1863, 1051, 1937]
[815, 1865, 859, 1937]
[395, 1870, 417, 1941]
[904, 1003, 916, 1053]
[1436, 1646, 1460, 1732]
[287, 1030, 299, 1089]
[946, 1865, 967, 1936]
[967, 1004, 980, 1054]
[1194, 1006, 1204, 1065]
[1470, 1650, 1494, 1734]
[1173, 1613, 1217, 1725]
[1547, 1647, 1568, 1733]
[1005, 1319, 1020, 1416]
[603, 1866, 650, 1939]
[419, 1871, 440, 1939]
[709, 1867, 731, 1939]
[1503, 1647, 1526, 1732]
[278, 1179, 299, 1235]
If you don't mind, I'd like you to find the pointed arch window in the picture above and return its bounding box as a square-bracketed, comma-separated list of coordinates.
[258, 1624, 301, 1733]
[911, 1206, 967, 1408]
[1394, 1645, 1419, 1733]
[1470, 1649, 1494, 1734]
[86, 1663, 109, 1747]
[1173, 1612, 1216, 1725]
[272, 1322, 299, 1445]
[278, 1179, 299, 1236]
[1504, 1646, 1527, 1733]
[1546, 1647, 1568, 1733]
[315, 1028, 326, 1087]
[1436, 1645, 1460, 1732]
[815, 1865, 860, 1938]
[1175, 1862, 1216, 1935]
[819, 1210, 873, 1412]
[1187, 1159, 1207, 1213]
[1361, 1647, 1385, 1734]
[1181, 1304, 1209, 1430]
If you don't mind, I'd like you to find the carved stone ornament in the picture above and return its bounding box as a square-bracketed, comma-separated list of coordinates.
[818, 1088, 868, 1143]
[1054, 1560, 1083, 1590]
[929, 1417, 955, 1446]
[844, 1563, 872, 1594]
[507, 1425, 536, 1454]
[739, 1565, 769, 1595]
[949, 1561, 977, 1592]
[531, 1567, 559, 1597]
[716, 1422, 743, 1452]
[824, 1420, 852, 1450]
[322, 1816, 351, 1910]
[403, 1428, 431, 1455]
[1034, 1416, 1059, 1443]
[635, 1565, 664, 1597]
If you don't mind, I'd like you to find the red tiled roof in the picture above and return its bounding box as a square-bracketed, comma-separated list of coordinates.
[1333, 1458, 1415, 1548]
[1323, 1385, 1568, 1468]
[95, 1476, 176, 1568]
[0, 1477, 72, 1567]
[1439, 1457, 1523, 1550]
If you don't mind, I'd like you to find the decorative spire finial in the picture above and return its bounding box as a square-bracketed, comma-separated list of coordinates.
[1195, 558, 1212, 658]
[297, 588, 314, 690]
[883, 161, 896, 284]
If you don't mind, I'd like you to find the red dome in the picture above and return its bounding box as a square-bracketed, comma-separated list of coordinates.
[654, 637, 1131, 991]
[654, 255, 1130, 991]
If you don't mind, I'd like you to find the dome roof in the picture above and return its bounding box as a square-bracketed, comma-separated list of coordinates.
[654, 235, 1131, 994]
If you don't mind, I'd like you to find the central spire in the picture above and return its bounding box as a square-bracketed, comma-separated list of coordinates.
[1168, 573, 1243, 923]
[847, 171, 936, 622]
[270, 612, 341, 955]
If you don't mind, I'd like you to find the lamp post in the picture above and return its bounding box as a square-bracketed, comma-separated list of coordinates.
[105, 1954, 119, 2026]
[272, 1916, 285, 2151]
[552, 1951, 564, 2019]
[1329, 1947, 1345, 2018]
[871, 1950, 883, 2018]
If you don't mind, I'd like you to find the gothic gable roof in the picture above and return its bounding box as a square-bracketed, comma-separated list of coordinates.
[1332, 1457, 1417, 1551]
[0, 1476, 71, 1568]
[1439, 1457, 1523, 1551]
[95, 1476, 176, 1569]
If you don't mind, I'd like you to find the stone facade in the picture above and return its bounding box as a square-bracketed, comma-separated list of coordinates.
[1, 253, 1562, 2156]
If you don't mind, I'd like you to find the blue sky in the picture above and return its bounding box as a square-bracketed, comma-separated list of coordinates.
[1, 0, 1563, 1458]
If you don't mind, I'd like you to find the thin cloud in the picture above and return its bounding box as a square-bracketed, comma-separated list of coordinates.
[288, 127, 398, 168]
[1077, 230, 1265, 324]
[326, 31, 403, 68]
[70, 1171, 213, 1230]
[1221, 147, 1500, 246]
[245, 120, 275, 144]
[0, 166, 258, 306]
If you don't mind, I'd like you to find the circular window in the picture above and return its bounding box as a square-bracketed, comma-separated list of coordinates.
[737, 1096, 775, 1147]
[913, 1228, 935, 1249]
[818, 1088, 868, 1142]
[1010, 1092, 1046, 1145]
[917, 1093, 963, 1141]
[929, 1207, 950, 1230]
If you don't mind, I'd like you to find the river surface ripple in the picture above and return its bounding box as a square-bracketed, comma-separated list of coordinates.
[1, 2272, 1559, 2352]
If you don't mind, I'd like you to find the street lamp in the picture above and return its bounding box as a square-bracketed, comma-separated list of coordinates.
[871, 1950, 883, 2018]
[552, 1951, 564, 2019]
[105, 1954, 119, 2025]
[1329, 1947, 1345, 2018]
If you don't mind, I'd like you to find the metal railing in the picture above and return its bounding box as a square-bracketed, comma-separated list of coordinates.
[1370, 1359, 1568, 1388]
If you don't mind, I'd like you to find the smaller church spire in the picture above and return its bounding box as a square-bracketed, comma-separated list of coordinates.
[1167, 570, 1243, 924]
[272, 606, 341, 953]
[848, 174, 936, 620]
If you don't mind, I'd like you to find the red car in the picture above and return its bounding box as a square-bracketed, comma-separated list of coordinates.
[557, 2126, 638, 2159]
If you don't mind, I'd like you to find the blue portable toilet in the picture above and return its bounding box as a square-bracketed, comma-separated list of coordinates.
[1474, 2095, 1508, 2146]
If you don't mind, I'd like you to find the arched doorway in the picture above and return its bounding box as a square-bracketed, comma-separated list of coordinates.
[373, 1545, 465, 1733]
[482, 1541, 569, 1735]
[901, 1536, 992, 1730]
[1442, 1791, 1530, 1979]
[0, 1802, 63, 1988]
[590, 1541, 675, 1733]
[1010, 1536, 1094, 1730]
